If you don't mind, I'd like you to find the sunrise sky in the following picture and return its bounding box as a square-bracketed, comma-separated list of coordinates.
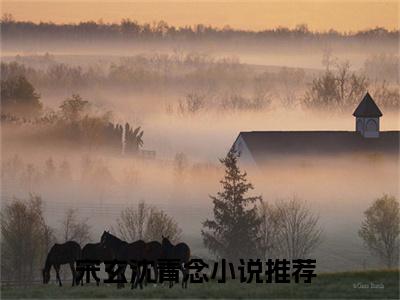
[1, 0, 399, 32]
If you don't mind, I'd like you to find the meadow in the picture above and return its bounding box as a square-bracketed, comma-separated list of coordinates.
[2, 270, 399, 299]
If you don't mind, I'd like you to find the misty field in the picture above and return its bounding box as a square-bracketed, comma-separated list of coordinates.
[1, 12, 399, 295]
[2, 270, 399, 299]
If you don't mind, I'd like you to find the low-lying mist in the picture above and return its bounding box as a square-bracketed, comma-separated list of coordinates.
[1, 35, 399, 273]
[2, 126, 399, 272]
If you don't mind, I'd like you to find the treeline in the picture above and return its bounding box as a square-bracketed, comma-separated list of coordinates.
[1, 56, 399, 115]
[0, 53, 249, 90]
[0, 76, 144, 154]
[1, 15, 398, 44]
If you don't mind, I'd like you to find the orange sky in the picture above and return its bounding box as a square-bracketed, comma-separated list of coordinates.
[1, 0, 399, 32]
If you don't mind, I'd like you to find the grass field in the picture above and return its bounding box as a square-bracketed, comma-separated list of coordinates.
[1, 270, 399, 299]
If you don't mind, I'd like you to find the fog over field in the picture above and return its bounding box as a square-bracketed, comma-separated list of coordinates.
[1, 19, 399, 275]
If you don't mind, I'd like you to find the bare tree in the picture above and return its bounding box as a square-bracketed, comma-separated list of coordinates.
[145, 207, 182, 243]
[44, 157, 56, 180]
[363, 53, 399, 83]
[116, 201, 149, 242]
[274, 197, 322, 260]
[173, 152, 188, 180]
[359, 195, 399, 268]
[257, 202, 280, 260]
[115, 201, 182, 243]
[20, 164, 40, 193]
[370, 80, 400, 110]
[321, 47, 336, 71]
[59, 208, 91, 245]
[178, 92, 205, 115]
[303, 61, 368, 112]
[1, 194, 54, 283]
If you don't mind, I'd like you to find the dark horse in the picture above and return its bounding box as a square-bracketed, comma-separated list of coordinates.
[161, 236, 191, 288]
[42, 241, 81, 287]
[76, 242, 114, 286]
[100, 231, 145, 289]
[143, 241, 162, 285]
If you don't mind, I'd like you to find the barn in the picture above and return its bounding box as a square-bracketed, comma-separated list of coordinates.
[232, 93, 399, 168]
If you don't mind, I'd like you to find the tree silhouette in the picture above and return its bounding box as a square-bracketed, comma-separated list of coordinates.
[1, 195, 53, 283]
[274, 197, 322, 260]
[59, 94, 89, 122]
[125, 123, 144, 154]
[1, 75, 42, 118]
[115, 201, 182, 243]
[303, 61, 368, 112]
[202, 148, 262, 262]
[59, 208, 91, 245]
[2, 18, 397, 51]
[359, 195, 399, 268]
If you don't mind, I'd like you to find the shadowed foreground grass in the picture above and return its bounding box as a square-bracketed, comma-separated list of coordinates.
[1, 270, 399, 299]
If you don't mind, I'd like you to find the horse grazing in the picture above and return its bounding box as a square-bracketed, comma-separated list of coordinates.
[100, 231, 145, 289]
[77, 242, 114, 286]
[161, 236, 191, 288]
[42, 241, 81, 287]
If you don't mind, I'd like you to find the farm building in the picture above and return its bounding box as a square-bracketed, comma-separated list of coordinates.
[232, 93, 399, 168]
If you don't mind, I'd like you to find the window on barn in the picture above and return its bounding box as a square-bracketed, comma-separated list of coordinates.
[366, 119, 377, 132]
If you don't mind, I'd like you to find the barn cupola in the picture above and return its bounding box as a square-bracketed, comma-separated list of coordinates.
[353, 92, 383, 138]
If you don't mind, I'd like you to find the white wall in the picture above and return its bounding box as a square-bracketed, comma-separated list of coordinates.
[356, 117, 380, 138]
[233, 135, 258, 169]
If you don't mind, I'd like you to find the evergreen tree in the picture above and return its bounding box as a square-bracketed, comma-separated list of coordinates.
[202, 148, 262, 262]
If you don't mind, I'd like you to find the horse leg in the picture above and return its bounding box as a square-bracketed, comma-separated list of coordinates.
[181, 266, 184, 288]
[116, 272, 121, 289]
[130, 264, 137, 289]
[54, 265, 62, 287]
[181, 264, 188, 289]
[75, 267, 83, 286]
[80, 271, 84, 286]
[94, 263, 100, 287]
[138, 265, 143, 289]
[153, 262, 158, 287]
[117, 264, 126, 289]
[143, 264, 148, 287]
[137, 265, 147, 289]
[184, 267, 189, 288]
[94, 266, 100, 287]
[69, 262, 76, 287]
